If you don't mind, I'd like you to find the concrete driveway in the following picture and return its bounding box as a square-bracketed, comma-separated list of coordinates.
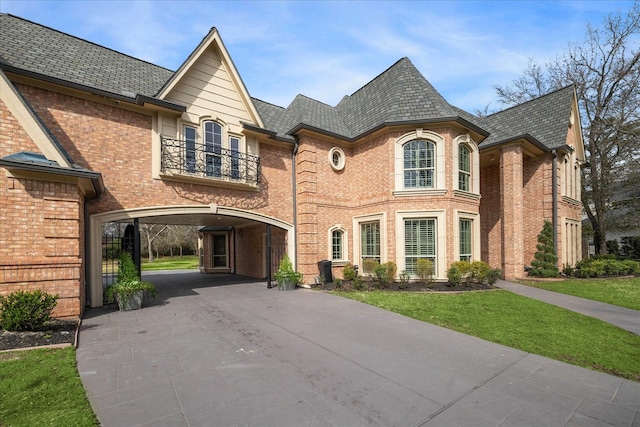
[77, 271, 640, 426]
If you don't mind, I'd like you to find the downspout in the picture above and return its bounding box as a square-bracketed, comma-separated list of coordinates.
[292, 138, 299, 270]
[552, 150, 558, 257]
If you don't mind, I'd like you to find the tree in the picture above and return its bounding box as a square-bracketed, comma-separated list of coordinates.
[494, 2, 640, 254]
[140, 224, 169, 262]
[529, 220, 559, 278]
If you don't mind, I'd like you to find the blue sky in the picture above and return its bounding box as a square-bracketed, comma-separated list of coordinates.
[1, 0, 635, 113]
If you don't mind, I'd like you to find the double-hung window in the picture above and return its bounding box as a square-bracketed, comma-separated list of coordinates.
[404, 218, 436, 274]
[459, 219, 472, 262]
[204, 121, 222, 177]
[458, 144, 471, 191]
[360, 221, 380, 271]
[230, 135, 240, 179]
[404, 140, 434, 189]
[184, 126, 197, 173]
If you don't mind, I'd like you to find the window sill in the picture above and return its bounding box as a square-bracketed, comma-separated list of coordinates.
[159, 171, 260, 191]
[330, 260, 351, 267]
[393, 189, 448, 197]
[562, 196, 582, 207]
[453, 190, 481, 201]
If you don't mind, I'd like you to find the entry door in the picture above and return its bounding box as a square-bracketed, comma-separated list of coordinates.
[212, 234, 228, 268]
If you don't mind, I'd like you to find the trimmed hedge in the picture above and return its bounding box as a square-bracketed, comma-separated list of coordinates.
[572, 257, 640, 278]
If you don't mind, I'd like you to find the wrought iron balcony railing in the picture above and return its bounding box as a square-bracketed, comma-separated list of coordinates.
[160, 136, 261, 185]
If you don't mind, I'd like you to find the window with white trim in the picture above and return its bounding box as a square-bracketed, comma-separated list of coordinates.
[404, 140, 435, 189]
[204, 121, 222, 177]
[328, 147, 345, 171]
[332, 229, 343, 260]
[394, 130, 446, 195]
[230, 135, 240, 179]
[361, 221, 381, 271]
[184, 126, 197, 173]
[459, 218, 472, 262]
[458, 144, 471, 191]
[404, 218, 436, 274]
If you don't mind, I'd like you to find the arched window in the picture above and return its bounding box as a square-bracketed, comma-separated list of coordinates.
[203, 121, 222, 177]
[458, 144, 471, 191]
[403, 140, 435, 189]
[332, 229, 343, 260]
[328, 225, 348, 263]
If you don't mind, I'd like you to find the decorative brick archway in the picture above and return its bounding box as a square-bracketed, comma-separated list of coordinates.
[87, 204, 293, 307]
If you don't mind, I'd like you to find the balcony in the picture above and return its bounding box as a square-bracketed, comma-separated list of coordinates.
[160, 136, 261, 187]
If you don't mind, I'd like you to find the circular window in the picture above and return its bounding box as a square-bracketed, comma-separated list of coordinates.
[328, 147, 345, 171]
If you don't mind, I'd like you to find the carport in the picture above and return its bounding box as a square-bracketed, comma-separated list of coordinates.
[87, 204, 294, 308]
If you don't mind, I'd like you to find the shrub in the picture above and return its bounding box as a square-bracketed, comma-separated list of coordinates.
[118, 251, 139, 282]
[447, 265, 462, 287]
[486, 268, 502, 285]
[528, 220, 559, 278]
[622, 260, 640, 275]
[374, 261, 397, 288]
[449, 261, 472, 284]
[573, 257, 640, 277]
[0, 290, 59, 331]
[416, 259, 434, 287]
[342, 263, 357, 281]
[362, 259, 379, 275]
[620, 236, 640, 259]
[398, 271, 410, 290]
[334, 278, 343, 289]
[352, 276, 366, 291]
[562, 263, 575, 277]
[447, 261, 501, 286]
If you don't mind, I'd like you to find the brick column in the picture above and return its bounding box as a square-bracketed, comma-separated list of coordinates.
[500, 144, 524, 280]
[295, 141, 318, 282]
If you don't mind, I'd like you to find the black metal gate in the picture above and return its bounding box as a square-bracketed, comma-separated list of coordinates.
[101, 220, 141, 288]
[266, 224, 287, 288]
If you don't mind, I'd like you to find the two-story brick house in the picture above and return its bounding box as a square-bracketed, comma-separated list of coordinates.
[0, 14, 585, 317]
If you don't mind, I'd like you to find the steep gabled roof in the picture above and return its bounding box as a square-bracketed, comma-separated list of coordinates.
[480, 86, 576, 150]
[0, 14, 173, 100]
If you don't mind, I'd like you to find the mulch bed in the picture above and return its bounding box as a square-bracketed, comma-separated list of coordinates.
[318, 280, 496, 292]
[0, 319, 79, 352]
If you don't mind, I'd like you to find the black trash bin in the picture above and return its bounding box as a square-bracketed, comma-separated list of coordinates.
[317, 260, 333, 283]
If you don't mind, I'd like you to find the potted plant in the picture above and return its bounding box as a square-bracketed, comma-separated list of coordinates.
[104, 252, 157, 311]
[275, 253, 303, 291]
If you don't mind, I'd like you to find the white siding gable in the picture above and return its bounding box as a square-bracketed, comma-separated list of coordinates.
[164, 46, 252, 126]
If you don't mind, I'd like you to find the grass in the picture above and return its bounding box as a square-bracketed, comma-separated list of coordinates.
[336, 289, 640, 381]
[0, 347, 99, 426]
[519, 277, 640, 311]
[141, 255, 199, 271]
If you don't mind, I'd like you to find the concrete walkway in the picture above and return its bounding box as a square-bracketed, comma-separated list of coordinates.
[77, 271, 640, 427]
[496, 280, 640, 336]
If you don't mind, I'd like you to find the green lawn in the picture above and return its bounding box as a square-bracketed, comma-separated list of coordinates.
[0, 347, 98, 427]
[141, 255, 199, 271]
[336, 289, 640, 381]
[519, 277, 640, 311]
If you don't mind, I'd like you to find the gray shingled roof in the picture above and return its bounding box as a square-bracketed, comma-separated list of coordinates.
[336, 58, 457, 137]
[1, 13, 575, 151]
[480, 86, 575, 150]
[0, 14, 173, 98]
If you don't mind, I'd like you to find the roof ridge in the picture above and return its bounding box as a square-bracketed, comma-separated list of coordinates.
[251, 97, 287, 110]
[342, 57, 410, 101]
[2, 13, 174, 73]
[487, 84, 574, 118]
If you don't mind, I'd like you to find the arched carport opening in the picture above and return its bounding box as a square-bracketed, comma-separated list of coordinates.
[87, 204, 293, 307]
